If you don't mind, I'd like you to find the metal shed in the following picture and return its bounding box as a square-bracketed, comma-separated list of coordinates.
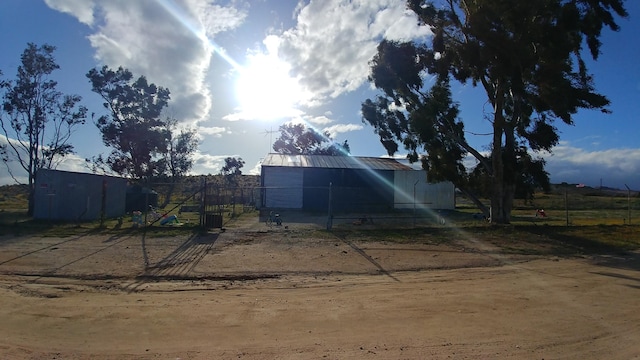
[261, 154, 455, 212]
[393, 170, 455, 210]
[34, 169, 127, 221]
[261, 154, 422, 212]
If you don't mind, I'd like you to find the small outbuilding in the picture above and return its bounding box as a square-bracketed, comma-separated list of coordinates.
[34, 169, 127, 221]
[260, 154, 454, 212]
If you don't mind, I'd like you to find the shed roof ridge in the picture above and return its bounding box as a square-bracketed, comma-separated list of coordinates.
[262, 153, 412, 171]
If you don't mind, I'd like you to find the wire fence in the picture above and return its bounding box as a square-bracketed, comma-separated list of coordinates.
[129, 181, 451, 229]
[129, 178, 259, 228]
[127, 179, 640, 228]
[260, 183, 452, 230]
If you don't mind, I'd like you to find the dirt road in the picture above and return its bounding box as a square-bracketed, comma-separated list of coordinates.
[0, 221, 639, 359]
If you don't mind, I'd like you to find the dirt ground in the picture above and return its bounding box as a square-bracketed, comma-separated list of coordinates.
[0, 214, 639, 359]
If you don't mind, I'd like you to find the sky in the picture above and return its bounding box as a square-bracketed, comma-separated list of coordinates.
[1, 0, 639, 190]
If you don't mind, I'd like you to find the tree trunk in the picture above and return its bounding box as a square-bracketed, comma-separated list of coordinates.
[490, 106, 518, 225]
[458, 186, 490, 218]
[490, 85, 508, 224]
[490, 183, 515, 224]
[160, 181, 176, 209]
[27, 164, 35, 217]
[27, 185, 35, 217]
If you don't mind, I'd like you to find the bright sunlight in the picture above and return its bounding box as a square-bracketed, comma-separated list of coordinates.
[234, 50, 305, 121]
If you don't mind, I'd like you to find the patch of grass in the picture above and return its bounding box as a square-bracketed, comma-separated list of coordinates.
[535, 225, 639, 252]
[0, 209, 30, 225]
[329, 222, 640, 256]
[2, 182, 639, 257]
[0, 184, 29, 210]
[331, 227, 460, 245]
[0, 210, 206, 238]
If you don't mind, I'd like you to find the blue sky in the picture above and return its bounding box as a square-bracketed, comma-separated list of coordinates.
[1, 0, 639, 189]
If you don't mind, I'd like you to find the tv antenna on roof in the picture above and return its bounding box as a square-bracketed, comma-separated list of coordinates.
[260, 126, 278, 153]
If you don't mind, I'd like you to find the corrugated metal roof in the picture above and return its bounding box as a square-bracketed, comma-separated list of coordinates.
[261, 153, 412, 171]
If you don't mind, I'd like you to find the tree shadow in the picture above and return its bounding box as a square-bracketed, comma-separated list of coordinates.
[125, 232, 219, 292]
[589, 252, 640, 289]
[590, 251, 640, 273]
[18, 235, 133, 283]
[490, 225, 635, 255]
[511, 226, 640, 277]
[330, 231, 400, 282]
[0, 230, 107, 267]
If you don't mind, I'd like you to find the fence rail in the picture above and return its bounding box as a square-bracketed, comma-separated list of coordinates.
[133, 180, 640, 228]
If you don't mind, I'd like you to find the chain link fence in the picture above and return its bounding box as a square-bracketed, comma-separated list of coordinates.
[127, 177, 259, 228]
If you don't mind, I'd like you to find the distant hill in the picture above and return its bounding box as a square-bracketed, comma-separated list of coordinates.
[550, 183, 638, 197]
[0, 184, 29, 209]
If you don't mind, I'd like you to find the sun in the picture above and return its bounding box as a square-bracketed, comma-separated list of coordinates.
[235, 53, 305, 121]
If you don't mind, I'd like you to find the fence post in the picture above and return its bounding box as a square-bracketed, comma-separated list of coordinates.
[565, 186, 569, 227]
[413, 179, 418, 228]
[100, 177, 107, 228]
[201, 177, 207, 227]
[625, 184, 631, 225]
[326, 182, 333, 230]
[144, 188, 149, 226]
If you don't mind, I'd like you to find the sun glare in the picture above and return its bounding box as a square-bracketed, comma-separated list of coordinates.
[235, 53, 304, 120]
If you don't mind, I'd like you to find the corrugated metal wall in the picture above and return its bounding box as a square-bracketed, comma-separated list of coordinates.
[261, 158, 455, 212]
[34, 169, 127, 220]
[302, 168, 395, 212]
[393, 171, 455, 210]
[262, 167, 303, 208]
[262, 166, 396, 212]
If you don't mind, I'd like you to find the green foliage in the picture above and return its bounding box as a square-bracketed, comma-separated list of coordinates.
[220, 157, 244, 176]
[273, 123, 350, 155]
[86, 66, 172, 180]
[146, 116, 199, 208]
[1, 44, 88, 177]
[469, 147, 551, 202]
[220, 157, 245, 185]
[158, 116, 198, 180]
[362, 0, 627, 223]
[220, 157, 245, 178]
[1, 43, 88, 215]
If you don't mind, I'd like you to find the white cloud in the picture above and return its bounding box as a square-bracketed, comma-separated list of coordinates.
[247, 159, 263, 176]
[56, 155, 93, 175]
[0, 132, 227, 185]
[221, 113, 247, 122]
[190, 153, 228, 176]
[45, 0, 247, 124]
[323, 123, 364, 138]
[44, 0, 96, 25]
[544, 144, 640, 189]
[389, 142, 640, 191]
[0, 134, 93, 185]
[307, 115, 334, 125]
[0, 135, 28, 185]
[198, 126, 227, 138]
[189, 152, 255, 177]
[223, 108, 304, 122]
[277, 0, 431, 103]
[373, 6, 430, 41]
